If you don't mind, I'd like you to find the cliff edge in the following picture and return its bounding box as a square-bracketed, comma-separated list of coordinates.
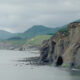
[40, 22, 80, 68]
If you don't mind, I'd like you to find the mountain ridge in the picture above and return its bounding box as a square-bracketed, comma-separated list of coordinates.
[0, 18, 80, 40]
[0, 30, 18, 40]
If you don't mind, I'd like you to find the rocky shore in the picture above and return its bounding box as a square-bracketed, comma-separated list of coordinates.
[17, 57, 40, 65]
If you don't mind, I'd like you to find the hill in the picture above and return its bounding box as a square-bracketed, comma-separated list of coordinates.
[22, 35, 52, 50]
[0, 18, 80, 51]
[22, 25, 60, 39]
[0, 25, 60, 50]
[7, 25, 60, 40]
[0, 30, 17, 40]
[1, 18, 80, 40]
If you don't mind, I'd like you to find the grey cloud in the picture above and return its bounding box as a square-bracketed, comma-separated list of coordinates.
[0, 0, 80, 33]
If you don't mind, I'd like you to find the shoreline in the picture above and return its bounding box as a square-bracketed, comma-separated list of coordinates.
[17, 56, 80, 72]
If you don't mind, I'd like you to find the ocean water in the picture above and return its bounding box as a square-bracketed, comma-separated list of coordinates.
[0, 50, 80, 80]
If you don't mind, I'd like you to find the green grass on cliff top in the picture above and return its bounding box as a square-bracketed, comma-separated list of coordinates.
[25, 35, 52, 46]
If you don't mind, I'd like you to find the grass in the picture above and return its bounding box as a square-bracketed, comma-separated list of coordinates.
[25, 35, 52, 46]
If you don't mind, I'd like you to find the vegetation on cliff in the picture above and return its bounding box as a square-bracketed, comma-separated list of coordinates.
[58, 27, 69, 36]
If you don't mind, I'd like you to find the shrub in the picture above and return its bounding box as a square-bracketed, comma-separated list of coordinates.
[58, 27, 69, 36]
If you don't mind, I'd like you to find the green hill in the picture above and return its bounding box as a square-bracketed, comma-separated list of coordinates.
[9, 25, 60, 40]
[22, 25, 60, 39]
[25, 35, 52, 46]
[0, 19, 80, 50]
[1, 19, 80, 40]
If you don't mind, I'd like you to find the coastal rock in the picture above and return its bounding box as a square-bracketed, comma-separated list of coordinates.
[40, 22, 80, 68]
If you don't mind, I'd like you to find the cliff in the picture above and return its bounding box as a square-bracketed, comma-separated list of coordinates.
[40, 22, 80, 68]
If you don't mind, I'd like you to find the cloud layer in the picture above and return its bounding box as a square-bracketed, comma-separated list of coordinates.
[0, 0, 80, 33]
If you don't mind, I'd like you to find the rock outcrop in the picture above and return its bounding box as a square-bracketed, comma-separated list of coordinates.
[40, 22, 80, 68]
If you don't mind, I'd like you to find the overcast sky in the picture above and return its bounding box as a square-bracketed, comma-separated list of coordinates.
[0, 0, 80, 33]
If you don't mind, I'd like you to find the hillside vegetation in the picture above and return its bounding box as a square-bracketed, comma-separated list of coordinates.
[5, 25, 60, 40]
[58, 27, 69, 36]
[25, 35, 52, 46]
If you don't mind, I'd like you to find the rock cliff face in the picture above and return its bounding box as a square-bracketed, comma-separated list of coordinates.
[40, 22, 80, 68]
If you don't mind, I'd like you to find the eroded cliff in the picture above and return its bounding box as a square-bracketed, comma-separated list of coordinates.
[40, 22, 80, 68]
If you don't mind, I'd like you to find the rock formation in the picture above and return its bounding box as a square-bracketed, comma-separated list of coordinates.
[40, 22, 80, 68]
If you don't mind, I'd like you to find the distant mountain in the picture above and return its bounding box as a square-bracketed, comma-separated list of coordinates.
[1, 18, 80, 40]
[0, 19, 80, 50]
[6, 25, 60, 41]
[0, 30, 17, 40]
[1, 25, 60, 40]
[22, 25, 60, 39]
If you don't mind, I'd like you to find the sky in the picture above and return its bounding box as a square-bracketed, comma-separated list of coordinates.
[0, 0, 80, 33]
